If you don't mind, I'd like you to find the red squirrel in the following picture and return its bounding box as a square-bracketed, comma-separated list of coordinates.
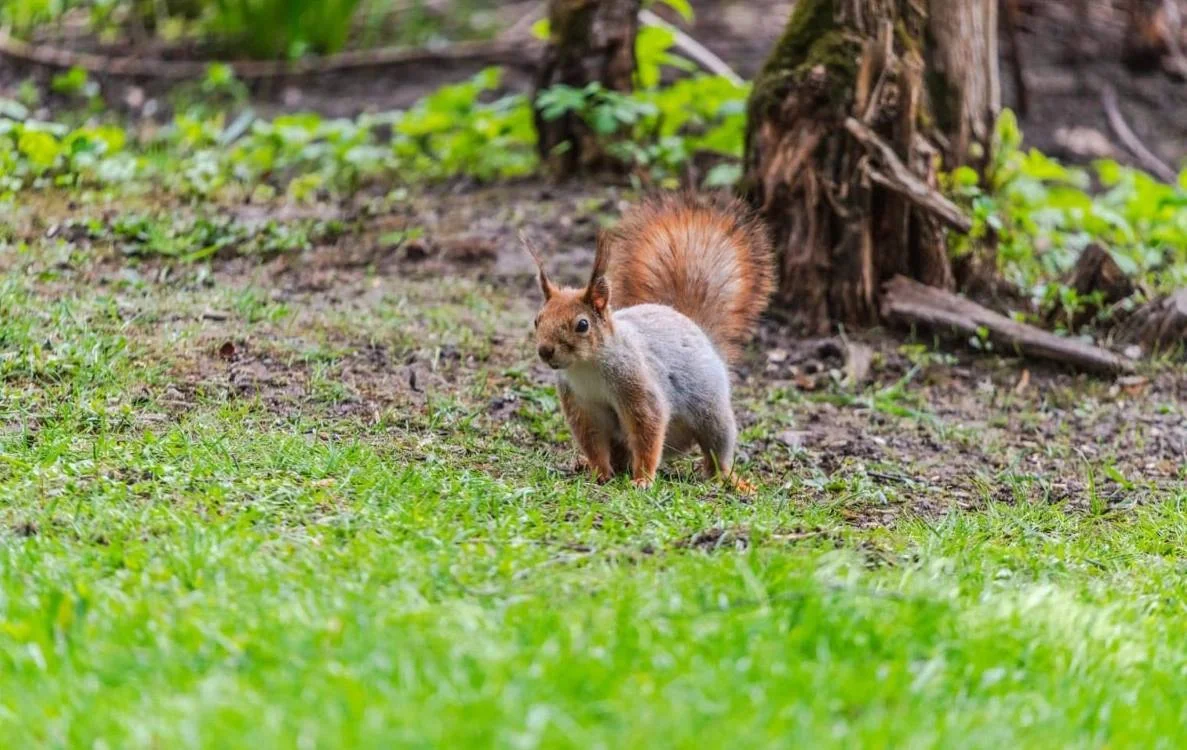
[524, 192, 774, 492]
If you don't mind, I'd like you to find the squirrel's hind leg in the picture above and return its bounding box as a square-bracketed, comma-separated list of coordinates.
[698, 413, 755, 495]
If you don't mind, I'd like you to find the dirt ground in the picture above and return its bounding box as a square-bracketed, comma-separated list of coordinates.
[189, 183, 1187, 521]
[11, 179, 1182, 526]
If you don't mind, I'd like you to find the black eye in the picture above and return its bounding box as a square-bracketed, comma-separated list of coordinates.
[533, 317, 539, 329]
[575, 319, 590, 333]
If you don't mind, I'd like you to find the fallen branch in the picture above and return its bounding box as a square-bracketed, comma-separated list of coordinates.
[0, 29, 539, 80]
[882, 275, 1135, 374]
[639, 9, 744, 86]
[844, 118, 974, 234]
[1101, 84, 1178, 183]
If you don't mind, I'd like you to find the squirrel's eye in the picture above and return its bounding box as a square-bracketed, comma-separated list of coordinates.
[533, 317, 539, 329]
[575, 318, 590, 334]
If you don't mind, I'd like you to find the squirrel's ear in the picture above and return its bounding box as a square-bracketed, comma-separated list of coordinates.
[586, 275, 611, 317]
[520, 231, 557, 301]
[589, 230, 612, 286]
[584, 231, 612, 315]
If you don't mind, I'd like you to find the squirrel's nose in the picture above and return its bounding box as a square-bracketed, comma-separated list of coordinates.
[537, 344, 555, 362]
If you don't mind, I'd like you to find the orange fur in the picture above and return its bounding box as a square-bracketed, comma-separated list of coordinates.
[559, 386, 614, 482]
[604, 192, 774, 364]
[612, 372, 666, 488]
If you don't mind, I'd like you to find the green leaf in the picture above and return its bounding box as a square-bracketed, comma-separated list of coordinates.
[17, 129, 61, 170]
[952, 166, 980, 188]
[590, 107, 621, 135]
[51, 67, 88, 96]
[636, 26, 676, 90]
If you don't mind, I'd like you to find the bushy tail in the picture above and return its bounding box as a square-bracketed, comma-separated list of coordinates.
[605, 193, 774, 364]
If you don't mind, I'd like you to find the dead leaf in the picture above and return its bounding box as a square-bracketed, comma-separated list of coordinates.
[793, 369, 819, 391]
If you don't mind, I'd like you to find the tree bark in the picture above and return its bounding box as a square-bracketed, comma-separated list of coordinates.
[532, 0, 641, 173]
[743, 0, 1000, 334]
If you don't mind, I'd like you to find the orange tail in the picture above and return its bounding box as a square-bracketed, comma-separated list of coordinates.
[605, 193, 774, 364]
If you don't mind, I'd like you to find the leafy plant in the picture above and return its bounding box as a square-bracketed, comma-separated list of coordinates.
[0, 66, 539, 197]
[535, 22, 749, 188]
[66, 210, 345, 261]
[389, 67, 537, 182]
[204, 0, 364, 58]
[536, 84, 659, 138]
[949, 110, 1187, 325]
[50, 67, 96, 99]
[538, 72, 748, 187]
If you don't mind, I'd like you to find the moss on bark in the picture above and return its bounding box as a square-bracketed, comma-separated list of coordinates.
[748, 0, 860, 119]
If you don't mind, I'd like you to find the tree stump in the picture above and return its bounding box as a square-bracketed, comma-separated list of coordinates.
[742, 0, 1000, 334]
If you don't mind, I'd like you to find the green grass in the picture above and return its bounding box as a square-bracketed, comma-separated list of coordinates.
[3, 233, 1187, 748]
[3, 50, 1187, 746]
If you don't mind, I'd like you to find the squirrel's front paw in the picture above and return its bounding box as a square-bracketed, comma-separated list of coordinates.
[575, 456, 614, 483]
[717, 472, 756, 495]
[631, 476, 654, 489]
[730, 477, 757, 496]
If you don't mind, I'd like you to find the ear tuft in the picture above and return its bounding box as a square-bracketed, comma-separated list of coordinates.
[586, 275, 610, 316]
[584, 230, 614, 315]
[520, 230, 557, 301]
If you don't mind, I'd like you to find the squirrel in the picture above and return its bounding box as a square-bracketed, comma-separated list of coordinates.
[522, 192, 774, 492]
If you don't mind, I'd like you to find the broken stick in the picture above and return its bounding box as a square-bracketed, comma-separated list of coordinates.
[844, 118, 975, 235]
[882, 275, 1135, 374]
[1101, 84, 1178, 183]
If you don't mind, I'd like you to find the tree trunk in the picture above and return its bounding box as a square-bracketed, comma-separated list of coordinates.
[532, 0, 641, 173]
[743, 0, 1000, 334]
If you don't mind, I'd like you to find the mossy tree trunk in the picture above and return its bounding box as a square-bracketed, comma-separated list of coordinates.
[533, 0, 641, 173]
[743, 0, 1000, 334]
